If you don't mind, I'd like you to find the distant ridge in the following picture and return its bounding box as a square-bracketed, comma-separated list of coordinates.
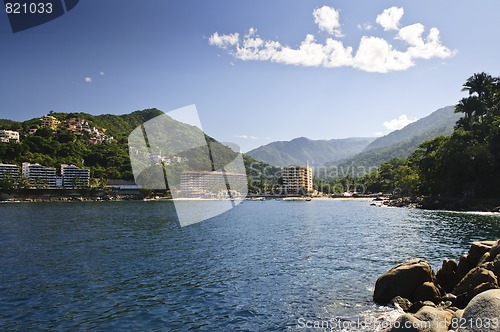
[333, 106, 460, 168]
[246, 137, 375, 167]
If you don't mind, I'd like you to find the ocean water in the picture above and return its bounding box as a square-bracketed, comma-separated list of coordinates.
[1, 200, 500, 331]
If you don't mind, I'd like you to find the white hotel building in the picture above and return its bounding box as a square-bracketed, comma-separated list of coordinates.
[180, 171, 247, 195]
[61, 164, 90, 188]
[0, 163, 20, 181]
[22, 162, 57, 188]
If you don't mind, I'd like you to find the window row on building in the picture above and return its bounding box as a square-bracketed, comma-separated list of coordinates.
[282, 165, 313, 195]
[0, 163, 90, 188]
[180, 171, 247, 195]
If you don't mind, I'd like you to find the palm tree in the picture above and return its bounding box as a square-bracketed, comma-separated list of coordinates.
[455, 96, 483, 129]
[461, 72, 494, 100]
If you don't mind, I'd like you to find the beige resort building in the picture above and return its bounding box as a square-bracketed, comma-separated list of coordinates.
[282, 165, 313, 195]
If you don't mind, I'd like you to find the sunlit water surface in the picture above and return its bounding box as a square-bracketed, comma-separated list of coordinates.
[1, 200, 500, 331]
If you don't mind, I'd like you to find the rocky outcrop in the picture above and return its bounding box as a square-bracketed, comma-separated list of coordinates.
[452, 267, 498, 305]
[374, 259, 435, 304]
[436, 259, 458, 293]
[375, 240, 500, 331]
[382, 196, 500, 212]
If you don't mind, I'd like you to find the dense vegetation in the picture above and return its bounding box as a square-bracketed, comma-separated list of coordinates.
[0, 109, 163, 179]
[329, 106, 460, 173]
[360, 72, 500, 198]
[0, 109, 280, 193]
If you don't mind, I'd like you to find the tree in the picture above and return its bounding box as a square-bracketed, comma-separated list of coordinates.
[454, 96, 483, 130]
[461, 72, 495, 100]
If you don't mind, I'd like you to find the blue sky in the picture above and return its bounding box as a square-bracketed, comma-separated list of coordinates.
[1, 0, 499, 152]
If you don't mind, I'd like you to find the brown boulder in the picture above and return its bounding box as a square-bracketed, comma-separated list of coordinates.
[374, 259, 434, 304]
[456, 254, 474, 282]
[436, 259, 458, 293]
[453, 267, 499, 307]
[467, 282, 498, 303]
[413, 281, 442, 304]
[456, 241, 496, 282]
[469, 241, 496, 262]
[489, 239, 500, 260]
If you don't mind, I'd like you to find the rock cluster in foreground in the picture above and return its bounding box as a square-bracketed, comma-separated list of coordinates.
[374, 240, 500, 331]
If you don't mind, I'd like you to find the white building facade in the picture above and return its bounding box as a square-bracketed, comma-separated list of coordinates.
[0, 163, 20, 182]
[61, 164, 90, 188]
[22, 162, 57, 188]
[0, 130, 20, 143]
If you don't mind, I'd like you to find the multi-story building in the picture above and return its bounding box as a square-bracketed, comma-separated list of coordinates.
[180, 171, 247, 195]
[0, 163, 20, 182]
[61, 164, 90, 188]
[282, 165, 313, 195]
[40, 115, 61, 131]
[22, 162, 57, 188]
[0, 130, 20, 143]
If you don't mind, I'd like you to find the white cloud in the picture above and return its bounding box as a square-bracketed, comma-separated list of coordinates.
[357, 23, 373, 31]
[209, 31, 239, 48]
[217, 28, 354, 68]
[376, 7, 404, 31]
[374, 132, 384, 137]
[383, 114, 417, 131]
[354, 36, 413, 73]
[99, 72, 105, 76]
[84, 77, 92, 83]
[313, 6, 343, 37]
[236, 135, 257, 139]
[235, 135, 270, 140]
[209, 6, 456, 73]
[398, 24, 457, 59]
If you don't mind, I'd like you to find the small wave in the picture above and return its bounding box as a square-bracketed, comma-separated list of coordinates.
[357, 305, 403, 332]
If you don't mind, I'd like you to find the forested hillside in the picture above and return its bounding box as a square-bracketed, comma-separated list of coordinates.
[333, 106, 460, 169]
[0, 109, 278, 189]
[361, 72, 500, 198]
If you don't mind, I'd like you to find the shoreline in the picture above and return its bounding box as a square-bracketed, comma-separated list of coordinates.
[4, 192, 499, 214]
[0, 194, 381, 203]
[381, 195, 500, 213]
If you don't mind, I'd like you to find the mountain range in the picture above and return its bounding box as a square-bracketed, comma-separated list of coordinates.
[247, 106, 461, 168]
[335, 106, 460, 168]
[0, 105, 462, 184]
[246, 137, 375, 167]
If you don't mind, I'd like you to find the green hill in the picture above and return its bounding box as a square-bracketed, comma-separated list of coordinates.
[331, 106, 460, 170]
[361, 72, 500, 198]
[0, 109, 278, 190]
[246, 137, 375, 167]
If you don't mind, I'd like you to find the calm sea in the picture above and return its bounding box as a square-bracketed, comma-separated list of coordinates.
[1, 200, 500, 331]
